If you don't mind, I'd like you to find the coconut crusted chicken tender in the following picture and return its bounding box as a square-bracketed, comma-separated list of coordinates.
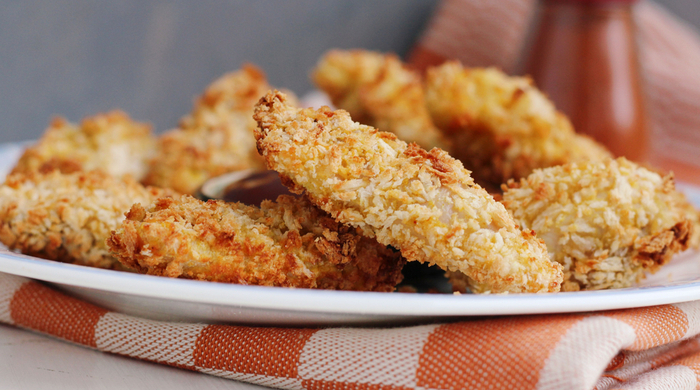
[253, 91, 562, 294]
[500, 158, 691, 292]
[312, 49, 450, 151]
[107, 195, 405, 291]
[671, 190, 700, 250]
[143, 65, 294, 194]
[0, 170, 175, 269]
[424, 62, 611, 188]
[11, 111, 155, 180]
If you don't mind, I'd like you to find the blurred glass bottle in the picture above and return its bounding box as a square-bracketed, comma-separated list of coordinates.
[521, 0, 648, 162]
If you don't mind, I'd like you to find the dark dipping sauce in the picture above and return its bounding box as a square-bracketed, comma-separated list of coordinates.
[221, 170, 296, 207]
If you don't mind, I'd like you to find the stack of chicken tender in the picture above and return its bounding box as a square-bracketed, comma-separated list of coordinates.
[1, 50, 697, 294]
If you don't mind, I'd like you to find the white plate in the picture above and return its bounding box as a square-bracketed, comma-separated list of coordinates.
[2, 141, 700, 326]
[2, 249, 700, 326]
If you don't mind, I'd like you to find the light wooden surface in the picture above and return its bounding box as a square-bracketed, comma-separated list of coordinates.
[0, 324, 263, 389]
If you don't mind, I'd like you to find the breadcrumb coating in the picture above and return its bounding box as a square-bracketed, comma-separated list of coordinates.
[501, 158, 691, 291]
[107, 195, 405, 291]
[672, 190, 700, 249]
[11, 111, 155, 180]
[144, 65, 288, 194]
[312, 50, 450, 151]
[424, 62, 611, 188]
[0, 170, 175, 269]
[254, 90, 562, 294]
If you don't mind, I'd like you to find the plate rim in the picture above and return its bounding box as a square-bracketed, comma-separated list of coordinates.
[3, 250, 700, 317]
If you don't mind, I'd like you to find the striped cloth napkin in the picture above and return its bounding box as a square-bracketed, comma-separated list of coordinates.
[410, 0, 700, 181]
[2, 271, 700, 389]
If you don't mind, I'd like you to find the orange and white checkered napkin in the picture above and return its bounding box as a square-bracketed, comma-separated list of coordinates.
[4, 272, 700, 390]
[410, 0, 700, 179]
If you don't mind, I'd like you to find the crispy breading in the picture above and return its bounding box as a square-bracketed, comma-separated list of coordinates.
[0, 170, 175, 269]
[500, 158, 691, 291]
[253, 90, 562, 294]
[672, 190, 700, 249]
[107, 195, 405, 291]
[424, 62, 611, 188]
[11, 111, 155, 180]
[312, 50, 450, 151]
[143, 65, 293, 194]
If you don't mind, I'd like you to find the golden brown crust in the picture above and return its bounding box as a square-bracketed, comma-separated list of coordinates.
[11, 111, 155, 180]
[635, 221, 690, 268]
[312, 49, 450, 151]
[671, 189, 700, 249]
[143, 65, 294, 194]
[107, 195, 405, 291]
[0, 170, 175, 269]
[501, 158, 690, 291]
[424, 62, 611, 188]
[254, 90, 562, 294]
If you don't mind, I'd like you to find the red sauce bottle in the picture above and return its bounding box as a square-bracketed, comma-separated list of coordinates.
[521, 0, 648, 163]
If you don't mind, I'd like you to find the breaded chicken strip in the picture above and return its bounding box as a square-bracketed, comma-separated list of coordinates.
[107, 195, 405, 291]
[253, 91, 562, 294]
[0, 170, 175, 269]
[424, 62, 611, 188]
[144, 65, 292, 194]
[11, 111, 155, 180]
[500, 158, 691, 291]
[672, 190, 700, 249]
[312, 50, 450, 151]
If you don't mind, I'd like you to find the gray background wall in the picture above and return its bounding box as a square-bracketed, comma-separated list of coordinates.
[0, 0, 697, 143]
